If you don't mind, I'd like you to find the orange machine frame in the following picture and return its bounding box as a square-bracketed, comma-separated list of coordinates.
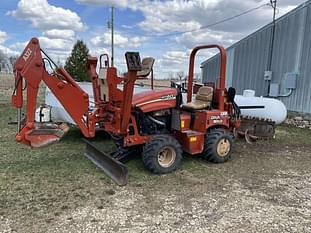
[12, 38, 239, 155]
[12, 38, 150, 147]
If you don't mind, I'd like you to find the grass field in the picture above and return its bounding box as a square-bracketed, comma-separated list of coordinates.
[1, 81, 311, 232]
[0, 75, 14, 104]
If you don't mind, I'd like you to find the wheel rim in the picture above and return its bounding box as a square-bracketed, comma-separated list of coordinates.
[216, 138, 231, 157]
[157, 146, 176, 168]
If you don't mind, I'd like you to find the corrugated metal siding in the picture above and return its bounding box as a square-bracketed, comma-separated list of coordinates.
[202, 54, 220, 84]
[231, 26, 271, 96]
[271, 4, 308, 112]
[299, 3, 311, 113]
[202, 1, 311, 113]
[225, 48, 235, 87]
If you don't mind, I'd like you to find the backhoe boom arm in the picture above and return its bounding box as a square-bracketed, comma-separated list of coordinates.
[12, 38, 95, 146]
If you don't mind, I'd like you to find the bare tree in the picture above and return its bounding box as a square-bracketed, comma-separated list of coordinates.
[0, 50, 15, 73]
[9, 56, 17, 67]
[0, 50, 5, 73]
[0, 50, 5, 60]
[168, 72, 174, 80]
[176, 71, 184, 81]
[194, 73, 201, 82]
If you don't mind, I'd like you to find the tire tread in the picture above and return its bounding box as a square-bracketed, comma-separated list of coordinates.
[202, 128, 234, 163]
[142, 135, 182, 174]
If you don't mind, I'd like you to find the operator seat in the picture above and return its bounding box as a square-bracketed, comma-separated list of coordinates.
[98, 66, 109, 101]
[182, 86, 214, 111]
[137, 57, 155, 78]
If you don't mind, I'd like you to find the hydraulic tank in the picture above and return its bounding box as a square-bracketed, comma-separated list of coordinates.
[235, 90, 287, 125]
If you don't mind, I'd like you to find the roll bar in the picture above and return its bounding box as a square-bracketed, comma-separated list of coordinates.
[187, 45, 227, 111]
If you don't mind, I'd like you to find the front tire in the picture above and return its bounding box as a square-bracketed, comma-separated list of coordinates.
[202, 128, 234, 163]
[142, 135, 182, 174]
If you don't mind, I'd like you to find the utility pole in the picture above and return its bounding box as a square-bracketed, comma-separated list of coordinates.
[111, 6, 114, 67]
[107, 6, 114, 67]
[266, 0, 277, 96]
[267, 0, 277, 71]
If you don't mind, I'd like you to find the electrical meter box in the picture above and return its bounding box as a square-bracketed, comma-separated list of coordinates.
[284, 72, 298, 89]
[269, 83, 279, 97]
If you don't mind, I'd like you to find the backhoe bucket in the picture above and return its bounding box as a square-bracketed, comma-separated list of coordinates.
[18, 123, 70, 148]
[83, 139, 128, 186]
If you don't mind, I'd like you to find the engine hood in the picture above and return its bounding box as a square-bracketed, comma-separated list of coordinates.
[132, 88, 177, 112]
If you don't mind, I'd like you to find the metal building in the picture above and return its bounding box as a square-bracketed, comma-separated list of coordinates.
[201, 1, 311, 114]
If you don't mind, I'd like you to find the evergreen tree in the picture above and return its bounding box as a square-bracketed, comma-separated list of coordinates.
[65, 40, 90, 81]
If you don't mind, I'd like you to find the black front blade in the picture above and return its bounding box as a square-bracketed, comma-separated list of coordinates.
[83, 139, 128, 186]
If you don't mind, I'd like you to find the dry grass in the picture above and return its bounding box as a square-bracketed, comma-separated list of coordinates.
[0, 75, 14, 104]
[1, 79, 311, 232]
[0, 74, 46, 104]
[136, 79, 171, 88]
[0, 74, 14, 90]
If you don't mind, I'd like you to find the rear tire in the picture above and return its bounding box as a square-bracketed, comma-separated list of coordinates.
[202, 128, 234, 163]
[142, 135, 182, 174]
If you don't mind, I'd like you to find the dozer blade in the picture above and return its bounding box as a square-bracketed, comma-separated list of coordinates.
[83, 139, 128, 186]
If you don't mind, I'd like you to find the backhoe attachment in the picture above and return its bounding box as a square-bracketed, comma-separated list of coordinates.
[11, 38, 135, 186]
[12, 38, 95, 148]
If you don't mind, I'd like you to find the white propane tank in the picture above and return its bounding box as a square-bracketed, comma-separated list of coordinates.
[45, 82, 153, 125]
[242, 89, 256, 97]
[45, 82, 97, 125]
[44, 83, 287, 126]
[35, 105, 51, 122]
[235, 90, 287, 125]
[45, 87, 76, 125]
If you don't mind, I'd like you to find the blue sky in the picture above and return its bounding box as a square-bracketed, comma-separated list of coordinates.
[0, 0, 306, 77]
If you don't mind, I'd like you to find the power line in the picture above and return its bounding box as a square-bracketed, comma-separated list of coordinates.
[151, 3, 271, 38]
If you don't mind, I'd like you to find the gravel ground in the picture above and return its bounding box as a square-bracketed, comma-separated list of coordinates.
[43, 167, 311, 233]
[1, 126, 311, 232]
[48, 147, 311, 233]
